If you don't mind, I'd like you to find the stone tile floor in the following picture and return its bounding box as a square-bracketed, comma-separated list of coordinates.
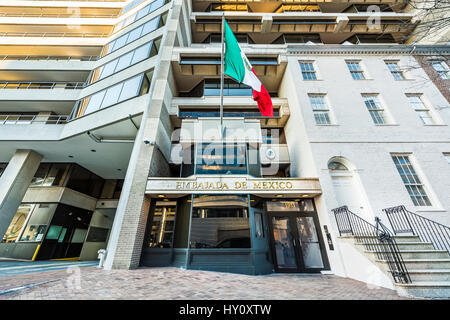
[0, 266, 416, 300]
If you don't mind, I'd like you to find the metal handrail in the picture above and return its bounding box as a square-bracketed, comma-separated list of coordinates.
[0, 13, 118, 18]
[332, 206, 411, 284]
[384, 205, 450, 254]
[0, 82, 85, 89]
[0, 114, 69, 125]
[0, 32, 109, 38]
[0, 55, 98, 61]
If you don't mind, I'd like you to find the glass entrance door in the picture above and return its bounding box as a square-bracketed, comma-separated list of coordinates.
[268, 209, 329, 273]
[270, 216, 298, 271]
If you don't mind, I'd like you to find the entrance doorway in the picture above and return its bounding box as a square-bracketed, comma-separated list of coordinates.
[267, 200, 329, 273]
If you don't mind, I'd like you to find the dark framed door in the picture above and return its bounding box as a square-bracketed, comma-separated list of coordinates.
[268, 211, 329, 273]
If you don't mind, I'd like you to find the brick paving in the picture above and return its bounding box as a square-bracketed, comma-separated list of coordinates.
[0, 267, 415, 300]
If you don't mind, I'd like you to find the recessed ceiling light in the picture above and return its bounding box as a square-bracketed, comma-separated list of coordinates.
[68, 155, 74, 158]
[117, 169, 122, 171]
[91, 149, 96, 152]
[157, 194, 165, 198]
[276, 194, 283, 198]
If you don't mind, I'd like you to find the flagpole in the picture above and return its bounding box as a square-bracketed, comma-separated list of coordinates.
[220, 13, 225, 139]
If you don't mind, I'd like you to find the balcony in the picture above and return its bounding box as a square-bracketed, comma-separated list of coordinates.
[180, 118, 263, 145]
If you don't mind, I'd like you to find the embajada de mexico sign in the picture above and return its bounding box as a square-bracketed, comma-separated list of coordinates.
[146, 175, 321, 196]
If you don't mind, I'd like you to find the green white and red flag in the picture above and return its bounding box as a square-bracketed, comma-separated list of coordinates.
[223, 20, 273, 117]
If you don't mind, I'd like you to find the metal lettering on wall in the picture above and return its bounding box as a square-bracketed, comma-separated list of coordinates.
[175, 181, 293, 191]
[146, 176, 321, 195]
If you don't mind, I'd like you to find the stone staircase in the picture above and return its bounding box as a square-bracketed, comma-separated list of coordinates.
[350, 234, 450, 299]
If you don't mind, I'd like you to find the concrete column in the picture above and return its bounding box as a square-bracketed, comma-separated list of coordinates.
[103, 0, 182, 270]
[0, 150, 42, 240]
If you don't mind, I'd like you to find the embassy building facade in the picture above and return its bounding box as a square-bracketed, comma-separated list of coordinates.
[0, 0, 449, 298]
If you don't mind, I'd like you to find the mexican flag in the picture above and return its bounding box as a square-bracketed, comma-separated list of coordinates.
[223, 20, 273, 117]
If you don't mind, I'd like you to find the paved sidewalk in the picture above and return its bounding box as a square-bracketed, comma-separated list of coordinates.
[0, 261, 97, 277]
[0, 266, 415, 300]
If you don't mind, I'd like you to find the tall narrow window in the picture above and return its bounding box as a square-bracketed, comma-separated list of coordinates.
[385, 61, 405, 80]
[431, 61, 449, 79]
[346, 61, 365, 80]
[392, 155, 432, 206]
[362, 95, 387, 124]
[308, 94, 331, 124]
[406, 94, 435, 125]
[299, 62, 317, 80]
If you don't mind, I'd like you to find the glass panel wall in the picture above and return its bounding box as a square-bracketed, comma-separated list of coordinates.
[73, 73, 150, 118]
[113, 0, 168, 33]
[102, 16, 163, 57]
[19, 204, 58, 242]
[148, 202, 176, 248]
[66, 164, 104, 198]
[190, 195, 250, 248]
[93, 40, 159, 83]
[30, 163, 70, 187]
[0, 163, 7, 177]
[2, 204, 34, 243]
[196, 143, 247, 175]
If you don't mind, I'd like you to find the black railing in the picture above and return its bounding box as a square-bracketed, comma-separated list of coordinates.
[332, 206, 411, 284]
[384, 205, 450, 254]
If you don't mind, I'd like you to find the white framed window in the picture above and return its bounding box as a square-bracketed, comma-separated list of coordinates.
[299, 61, 317, 80]
[362, 94, 387, 124]
[346, 61, 365, 80]
[406, 94, 435, 125]
[308, 94, 331, 124]
[431, 61, 449, 80]
[392, 154, 432, 207]
[385, 61, 405, 80]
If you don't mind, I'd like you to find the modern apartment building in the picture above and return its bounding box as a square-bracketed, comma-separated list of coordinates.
[0, 0, 449, 298]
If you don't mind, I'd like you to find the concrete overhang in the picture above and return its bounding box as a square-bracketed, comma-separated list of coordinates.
[22, 186, 98, 211]
[170, 96, 290, 128]
[171, 46, 287, 94]
[146, 175, 322, 198]
[191, 12, 415, 44]
[0, 60, 93, 82]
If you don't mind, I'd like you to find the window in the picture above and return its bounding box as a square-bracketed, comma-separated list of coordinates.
[196, 143, 247, 175]
[102, 15, 163, 57]
[113, 0, 167, 32]
[208, 3, 248, 11]
[203, 79, 252, 96]
[392, 155, 432, 206]
[299, 62, 317, 80]
[190, 195, 250, 249]
[362, 95, 387, 124]
[30, 163, 70, 187]
[346, 61, 365, 80]
[92, 41, 158, 84]
[431, 61, 449, 80]
[74, 73, 150, 118]
[19, 204, 58, 242]
[385, 61, 405, 80]
[148, 203, 176, 248]
[406, 95, 435, 125]
[308, 94, 331, 124]
[0, 163, 6, 177]
[2, 204, 33, 243]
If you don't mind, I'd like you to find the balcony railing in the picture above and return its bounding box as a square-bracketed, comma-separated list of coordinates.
[0, 82, 85, 89]
[0, 55, 99, 61]
[0, 13, 118, 18]
[0, 32, 109, 38]
[0, 115, 69, 125]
